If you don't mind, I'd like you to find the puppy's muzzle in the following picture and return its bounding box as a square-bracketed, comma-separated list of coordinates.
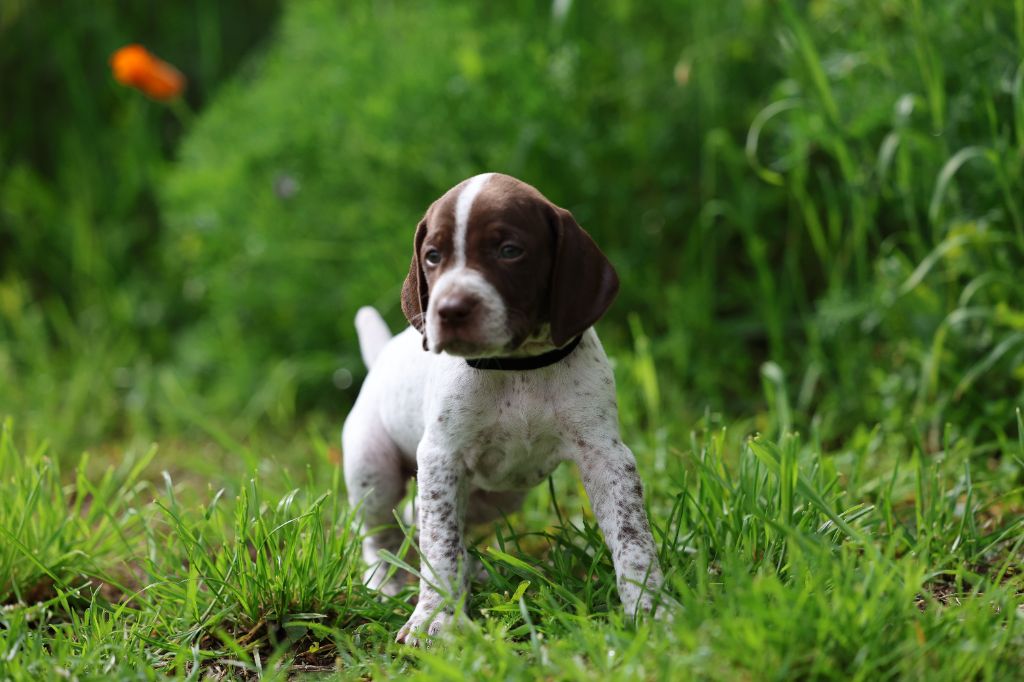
[433, 293, 489, 353]
[437, 293, 480, 326]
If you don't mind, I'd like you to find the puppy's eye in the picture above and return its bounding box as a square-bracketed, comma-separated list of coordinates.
[424, 249, 442, 265]
[498, 244, 524, 260]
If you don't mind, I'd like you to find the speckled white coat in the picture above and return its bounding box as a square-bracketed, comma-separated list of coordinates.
[343, 317, 664, 644]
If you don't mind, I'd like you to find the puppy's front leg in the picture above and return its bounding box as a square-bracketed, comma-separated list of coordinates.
[575, 443, 664, 616]
[395, 442, 468, 645]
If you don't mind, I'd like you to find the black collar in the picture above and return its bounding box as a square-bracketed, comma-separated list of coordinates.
[465, 335, 583, 371]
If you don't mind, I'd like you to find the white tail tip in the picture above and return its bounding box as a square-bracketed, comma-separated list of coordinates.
[354, 306, 392, 369]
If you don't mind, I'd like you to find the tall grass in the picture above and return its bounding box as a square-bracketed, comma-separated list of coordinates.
[2, 1, 1022, 454]
[0, 418, 151, 605]
[1, 395, 1020, 678]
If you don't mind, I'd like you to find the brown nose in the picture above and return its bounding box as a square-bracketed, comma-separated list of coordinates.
[437, 294, 478, 324]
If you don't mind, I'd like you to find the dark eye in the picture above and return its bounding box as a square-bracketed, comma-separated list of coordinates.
[424, 249, 442, 265]
[499, 243, 524, 260]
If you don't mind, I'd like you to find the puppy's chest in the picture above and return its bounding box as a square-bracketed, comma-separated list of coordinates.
[450, 379, 569, 491]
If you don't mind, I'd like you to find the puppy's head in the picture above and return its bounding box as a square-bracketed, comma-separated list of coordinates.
[401, 173, 618, 357]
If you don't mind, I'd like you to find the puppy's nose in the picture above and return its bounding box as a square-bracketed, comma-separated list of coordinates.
[437, 294, 478, 324]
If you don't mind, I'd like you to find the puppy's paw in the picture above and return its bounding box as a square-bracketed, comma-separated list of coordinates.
[395, 607, 455, 647]
[630, 592, 675, 624]
[652, 606, 675, 623]
[638, 596, 675, 623]
[622, 584, 673, 622]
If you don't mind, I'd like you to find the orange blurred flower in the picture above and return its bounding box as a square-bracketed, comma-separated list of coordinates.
[110, 44, 185, 101]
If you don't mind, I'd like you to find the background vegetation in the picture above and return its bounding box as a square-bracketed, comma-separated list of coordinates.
[1, 0, 1022, 679]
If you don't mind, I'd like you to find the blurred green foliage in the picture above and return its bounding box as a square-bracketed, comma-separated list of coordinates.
[2, 0, 1023, 454]
[0, 0, 278, 446]
[161, 0, 779, 426]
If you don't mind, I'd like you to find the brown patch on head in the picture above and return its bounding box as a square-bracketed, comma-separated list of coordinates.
[400, 184, 462, 335]
[401, 173, 619, 353]
[545, 202, 619, 346]
[400, 217, 429, 333]
[458, 175, 556, 347]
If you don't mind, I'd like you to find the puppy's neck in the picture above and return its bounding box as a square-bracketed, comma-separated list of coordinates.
[465, 331, 582, 371]
[506, 324, 558, 357]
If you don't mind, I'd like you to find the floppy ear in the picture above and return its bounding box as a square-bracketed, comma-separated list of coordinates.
[400, 218, 429, 334]
[547, 205, 619, 347]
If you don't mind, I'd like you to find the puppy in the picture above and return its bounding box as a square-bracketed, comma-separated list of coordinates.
[342, 173, 663, 644]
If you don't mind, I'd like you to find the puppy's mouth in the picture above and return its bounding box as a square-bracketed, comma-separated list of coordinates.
[429, 314, 542, 358]
[431, 331, 507, 358]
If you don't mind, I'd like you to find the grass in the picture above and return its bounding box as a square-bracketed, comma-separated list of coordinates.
[1, 369, 1022, 680]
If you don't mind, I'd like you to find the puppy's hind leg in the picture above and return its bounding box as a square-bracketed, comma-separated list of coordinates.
[342, 407, 410, 596]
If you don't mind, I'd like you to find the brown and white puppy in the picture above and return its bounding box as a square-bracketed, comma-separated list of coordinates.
[342, 173, 663, 645]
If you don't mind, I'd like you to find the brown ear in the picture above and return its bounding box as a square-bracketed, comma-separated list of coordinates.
[547, 206, 619, 347]
[400, 218, 429, 333]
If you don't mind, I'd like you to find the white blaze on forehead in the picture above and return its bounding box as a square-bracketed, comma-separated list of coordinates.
[452, 173, 494, 267]
[426, 173, 509, 354]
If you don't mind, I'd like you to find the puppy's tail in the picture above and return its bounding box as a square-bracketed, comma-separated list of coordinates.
[354, 306, 392, 370]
